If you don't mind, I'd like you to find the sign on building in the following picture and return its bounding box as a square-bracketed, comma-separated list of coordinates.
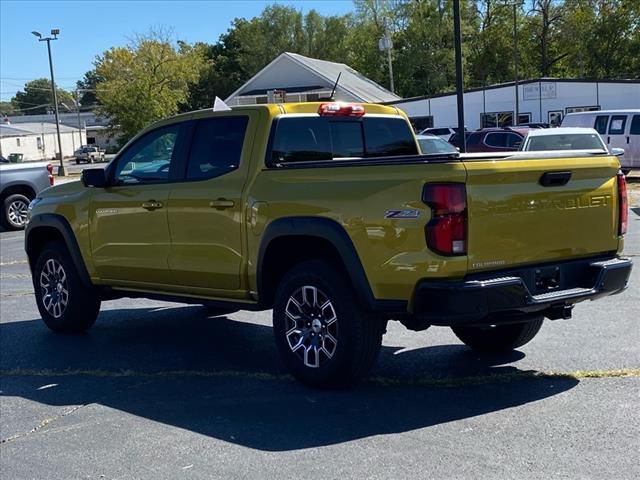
[523, 82, 557, 100]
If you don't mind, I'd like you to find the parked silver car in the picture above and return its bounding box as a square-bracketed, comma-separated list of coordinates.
[0, 156, 53, 230]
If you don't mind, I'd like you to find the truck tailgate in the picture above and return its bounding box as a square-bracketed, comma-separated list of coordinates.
[463, 155, 621, 273]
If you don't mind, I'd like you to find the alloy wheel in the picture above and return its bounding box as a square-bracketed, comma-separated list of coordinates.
[284, 285, 338, 368]
[7, 199, 29, 227]
[39, 258, 69, 318]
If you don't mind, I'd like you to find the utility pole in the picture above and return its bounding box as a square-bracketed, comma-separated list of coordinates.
[378, 28, 395, 94]
[453, 0, 466, 152]
[75, 89, 83, 148]
[32, 29, 66, 176]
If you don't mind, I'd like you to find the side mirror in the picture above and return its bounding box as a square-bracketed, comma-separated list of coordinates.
[82, 168, 108, 188]
[611, 147, 625, 157]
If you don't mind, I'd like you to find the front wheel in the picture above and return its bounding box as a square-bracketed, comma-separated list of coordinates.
[33, 241, 101, 333]
[273, 260, 384, 389]
[451, 317, 544, 353]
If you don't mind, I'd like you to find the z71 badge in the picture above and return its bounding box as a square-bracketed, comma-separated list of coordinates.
[384, 209, 421, 219]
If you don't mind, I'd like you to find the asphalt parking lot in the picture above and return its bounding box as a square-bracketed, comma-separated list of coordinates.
[1, 188, 639, 479]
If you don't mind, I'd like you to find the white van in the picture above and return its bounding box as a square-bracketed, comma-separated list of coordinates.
[561, 109, 640, 173]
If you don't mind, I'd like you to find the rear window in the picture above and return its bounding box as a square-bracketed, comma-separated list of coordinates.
[269, 116, 417, 164]
[526, 133, 605, 151]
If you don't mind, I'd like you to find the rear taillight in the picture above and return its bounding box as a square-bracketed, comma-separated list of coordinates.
[422, 183, 467, 255]
[617, 171, 627, 236]
[318, 103, 365, 117]
[46, 163, 54, 186]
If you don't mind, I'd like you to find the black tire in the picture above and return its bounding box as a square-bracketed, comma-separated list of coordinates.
[33, 240, 100, 333]
[75, 158, 80, 165]
[2, 193, 31, 230]
[451, 317, 544, 353]
[273, 259, 384, 389]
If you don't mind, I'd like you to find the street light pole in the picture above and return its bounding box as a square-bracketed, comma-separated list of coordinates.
[32, 29, 66, 176]
[453, 0, 466, 152]
[512, 2, 519, 126]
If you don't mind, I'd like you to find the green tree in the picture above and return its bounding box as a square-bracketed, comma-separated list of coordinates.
[0, 101, 19, 116]
[95, 31, 204, 142]
[11, 78, 74, 115]
[76, 70, 104, 111]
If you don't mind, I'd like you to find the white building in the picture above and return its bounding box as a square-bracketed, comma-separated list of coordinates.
[0, 122, 86, 161]
[389, 79, 640, 131]
[226, 52, 400, 105]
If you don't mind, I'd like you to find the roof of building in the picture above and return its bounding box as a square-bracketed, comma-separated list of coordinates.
[227, 52, 400, 104]
[0, 122, 79, 138]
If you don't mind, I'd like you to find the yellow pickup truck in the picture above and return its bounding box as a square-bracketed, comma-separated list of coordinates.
[25, 102, 632, 388]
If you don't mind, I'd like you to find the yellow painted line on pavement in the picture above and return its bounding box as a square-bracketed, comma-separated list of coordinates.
[1, 367, 638, 388]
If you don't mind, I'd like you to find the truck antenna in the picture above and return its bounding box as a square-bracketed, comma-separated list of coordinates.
[330, 72, 342, 100]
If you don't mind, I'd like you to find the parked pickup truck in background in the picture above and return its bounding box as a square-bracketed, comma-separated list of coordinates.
[25, 102, 632, 388]
[75, 146, 106, 164]
[0, 156, 53, 230]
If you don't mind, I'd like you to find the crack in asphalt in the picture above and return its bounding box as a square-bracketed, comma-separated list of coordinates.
[0, 404, 87, 444]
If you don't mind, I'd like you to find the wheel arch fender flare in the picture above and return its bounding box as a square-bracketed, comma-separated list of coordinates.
[256, 216, 376, 310]
[25, 213, 93, 288]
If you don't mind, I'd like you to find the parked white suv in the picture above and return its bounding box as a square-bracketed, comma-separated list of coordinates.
[418, 127, 466, 142]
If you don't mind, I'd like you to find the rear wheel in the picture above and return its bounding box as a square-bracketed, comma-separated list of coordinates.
[273, 260, 384, 389]
[33, 241, 100, 333]
[2, 193, 31, 230]
[451, 317, 544, 353]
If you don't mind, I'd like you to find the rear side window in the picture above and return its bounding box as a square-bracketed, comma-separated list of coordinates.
[506, 133, 523, 148]
[594, 115, 609, 134]
[485, 133, 507, 147]
[630, 115, 640, 135]
[608, 115, 627, 135]
[187, 116, 248, 180]
[270, 116, 417, 164]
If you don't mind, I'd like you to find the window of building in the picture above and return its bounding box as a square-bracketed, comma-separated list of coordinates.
[409, 116, 434, 132]
[565, 106, 599, 114]
[518, 113, 532, 125]
[187, 116, 249, 180]
[481, 111, 514, 128]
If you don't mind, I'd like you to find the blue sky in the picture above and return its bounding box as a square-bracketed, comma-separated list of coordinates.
[0, 0, 354, 102]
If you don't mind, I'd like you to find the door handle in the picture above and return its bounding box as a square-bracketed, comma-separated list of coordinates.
[540, 171, 572, 187]
[627, 136, 630, 144]
[607, 136, 610, 144]
[142, 200, 163, 210]
[209, 199, 235, 209]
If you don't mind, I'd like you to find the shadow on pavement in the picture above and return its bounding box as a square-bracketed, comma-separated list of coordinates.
[1, 306, 578, 451]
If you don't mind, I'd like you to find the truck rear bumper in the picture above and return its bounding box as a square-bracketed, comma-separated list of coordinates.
[411, 256, 632, 326]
